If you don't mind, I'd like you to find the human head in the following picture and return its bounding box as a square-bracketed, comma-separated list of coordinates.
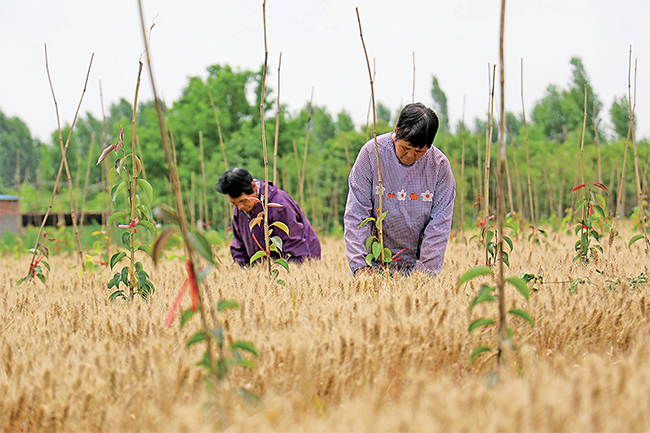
[394, 103, 439, 149]
[215, 167, 258, 212]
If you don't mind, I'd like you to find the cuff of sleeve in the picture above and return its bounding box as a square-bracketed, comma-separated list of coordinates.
[414, 260, 438, 277]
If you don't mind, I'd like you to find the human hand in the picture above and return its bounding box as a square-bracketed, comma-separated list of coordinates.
[354, 267, 373, 277]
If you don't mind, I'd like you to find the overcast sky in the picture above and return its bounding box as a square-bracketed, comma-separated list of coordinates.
[1, 0, 649, 145]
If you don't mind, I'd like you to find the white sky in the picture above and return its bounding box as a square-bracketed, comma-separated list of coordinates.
[1, 0, 649, 144]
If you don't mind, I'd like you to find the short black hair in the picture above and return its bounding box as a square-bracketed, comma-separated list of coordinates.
[214, 167, 254, 197]
[394, 103, 439, 149]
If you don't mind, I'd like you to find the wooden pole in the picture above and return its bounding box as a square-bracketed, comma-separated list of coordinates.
[80, 131, 95, 226]
[521, 58, 535, 223]
[299, 87, 314, 211]
[273, 52, 282, 186]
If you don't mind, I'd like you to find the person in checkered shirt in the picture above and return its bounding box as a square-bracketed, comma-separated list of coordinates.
[344, 103, 456, 276]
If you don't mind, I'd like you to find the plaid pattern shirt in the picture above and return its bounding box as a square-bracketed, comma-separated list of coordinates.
[344, 133, 455, 275]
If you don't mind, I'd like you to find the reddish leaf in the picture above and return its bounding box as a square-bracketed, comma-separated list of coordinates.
[96, 143, 116, 165]
[186, 261, 199, 312]
[571, 184, 587, 193]
[592, 182, 608, 193]
[267, 202, 283, 208]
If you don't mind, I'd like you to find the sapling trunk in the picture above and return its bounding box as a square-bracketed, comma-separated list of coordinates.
[75, 147, 82, 206]
[356, 8, 386, 263]
[521, 58, 535, 223]
[496, 0, 508, 363]
[138, 0, 216, 374]
[273, 53, 282, 185]
[80, 131, 95, 226]
[26, 46, 92, 279]
[299, 88, 314, 211]
[128, 61, 144, 299]
[136, 135, 147, 179]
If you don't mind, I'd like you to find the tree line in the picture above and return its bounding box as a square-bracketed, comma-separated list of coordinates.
[0, 57, 647, 234]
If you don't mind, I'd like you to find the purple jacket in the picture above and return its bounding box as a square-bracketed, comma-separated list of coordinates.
[230, 180, 321, 266]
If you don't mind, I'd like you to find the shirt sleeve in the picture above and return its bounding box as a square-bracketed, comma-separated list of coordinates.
[229, 211, 250, 266]
[414, 158, 456, 275]
[344, 144, 375, 272]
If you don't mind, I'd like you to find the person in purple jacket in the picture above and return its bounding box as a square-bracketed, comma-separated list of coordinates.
[344, 103, 456, 277]
[215, 167, 321, 266]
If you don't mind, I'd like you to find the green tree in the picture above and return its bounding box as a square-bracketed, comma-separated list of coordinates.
[610, 95, 634, 139]
[431, 75, 449, 134]
[0, 110, 42, 189]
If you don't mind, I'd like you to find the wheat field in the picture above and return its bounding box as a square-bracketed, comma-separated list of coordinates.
[1, 225, 649, 432]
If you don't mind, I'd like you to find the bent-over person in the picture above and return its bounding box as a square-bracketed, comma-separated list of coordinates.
[216, 167, 321, 266]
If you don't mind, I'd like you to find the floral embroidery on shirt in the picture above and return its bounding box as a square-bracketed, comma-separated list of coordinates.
[375, 185, 386, 196]
[421, 190, 433, 201]
[397, 189, 407, 201]
[409, 193, 418, 201]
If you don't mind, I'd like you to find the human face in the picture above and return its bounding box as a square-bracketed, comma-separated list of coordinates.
[227, 182, 258, 212]
[393, 136, 428, 166]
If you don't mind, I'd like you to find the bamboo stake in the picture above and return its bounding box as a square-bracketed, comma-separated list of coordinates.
[342, 134, 351, 174]
[137, 0, 216, 373]
[190, 172, 196, 228]
[199, 131, 208, 227]
[504, 130, 514, 214]
[164, 99, 178, 169]
[460, 95, 466, 231]
[484, 64, 496, 220]
[15, 149, 20, 192]
[592, 106, 602, 184]
[356, 7, 385, 264]
[510, 126, 523, 216]
[521, 58, 535, 223]
[299, 87, 314, 211]
[579, 84, 587, 188]
[75, 147, 82, 203]
[412, 52, 416, 104]
[292, 138, 301, 197]
[26, 47, 92, 278]
[477, 133, 482, 206]
[496, 0, 508, 363]
[260, 0, 272, 275]
[273, 52, 282, 185]
[100, 80, 112, 265]
[80, 131, 95, 226]
[47, 46, 88, 266]
[628, 53, 649, 249]
[208, 93, 228, 171]
[616, 48, 633, 218]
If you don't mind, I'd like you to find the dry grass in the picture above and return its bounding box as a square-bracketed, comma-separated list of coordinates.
[1, 224, 649, 432]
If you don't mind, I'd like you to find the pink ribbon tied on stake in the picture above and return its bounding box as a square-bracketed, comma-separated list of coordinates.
[118, 217, 139, 233]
